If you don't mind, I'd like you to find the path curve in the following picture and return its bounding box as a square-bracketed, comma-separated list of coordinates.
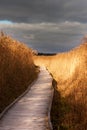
[0, 67, 53, 130]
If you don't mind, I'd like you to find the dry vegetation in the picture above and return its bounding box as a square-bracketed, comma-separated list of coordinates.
[0, 33, 38, 113]
[33, 39, 87, 130]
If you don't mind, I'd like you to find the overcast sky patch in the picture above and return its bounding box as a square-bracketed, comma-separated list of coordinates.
[0, 21, 86, 53]
[0, 0, 87, 52]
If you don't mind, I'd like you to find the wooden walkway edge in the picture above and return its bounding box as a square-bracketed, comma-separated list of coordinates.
[0, 67, 54, 130]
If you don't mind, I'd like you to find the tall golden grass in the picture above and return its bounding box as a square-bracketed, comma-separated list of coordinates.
[0, 33, 38, 113]
[33, 39, 87, 130]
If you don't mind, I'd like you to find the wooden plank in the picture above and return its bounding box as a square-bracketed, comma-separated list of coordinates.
[0, 67, 53, 130]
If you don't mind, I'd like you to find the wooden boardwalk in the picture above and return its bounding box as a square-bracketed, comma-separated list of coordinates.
[0, 67, 53, 130]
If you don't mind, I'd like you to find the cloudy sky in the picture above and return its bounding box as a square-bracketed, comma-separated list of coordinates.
[0, 0, 87, 53]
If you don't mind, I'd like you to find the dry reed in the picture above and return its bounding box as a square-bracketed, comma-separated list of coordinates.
[0, 33, 38, 113]
[33, 38, 87, 130]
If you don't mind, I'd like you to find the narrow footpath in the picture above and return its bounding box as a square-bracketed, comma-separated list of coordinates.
[0, 67, 53, 130]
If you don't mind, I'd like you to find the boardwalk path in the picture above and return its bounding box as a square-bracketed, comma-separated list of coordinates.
[0, 67, 53, 130]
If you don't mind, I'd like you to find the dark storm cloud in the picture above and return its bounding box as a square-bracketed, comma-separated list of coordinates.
[0, 22, 86, 53]
[0, 0, 87, 23]
[0, 0, 87, 53]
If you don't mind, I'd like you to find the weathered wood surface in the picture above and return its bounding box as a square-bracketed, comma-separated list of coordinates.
[0, 67, 53, 130]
